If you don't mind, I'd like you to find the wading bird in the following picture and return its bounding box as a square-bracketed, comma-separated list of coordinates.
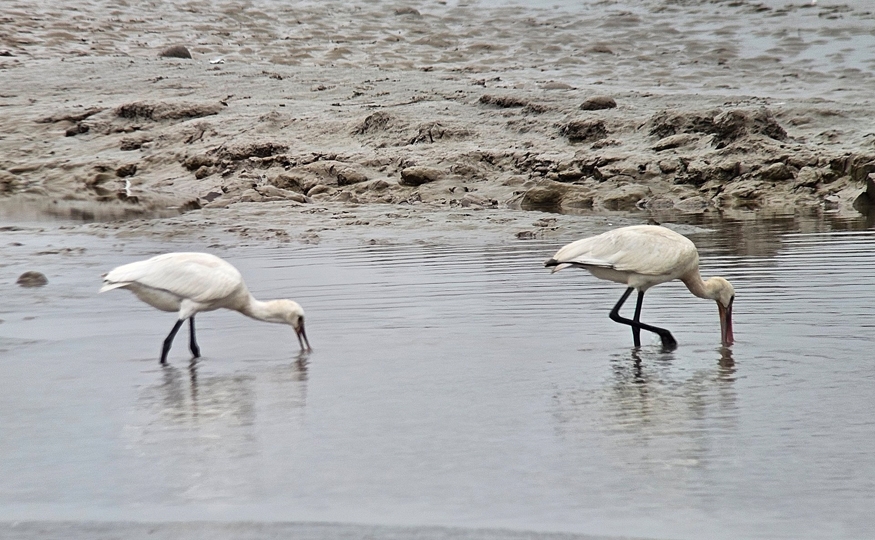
[100, 252, 311, 363]
[544, 225, 734, 348]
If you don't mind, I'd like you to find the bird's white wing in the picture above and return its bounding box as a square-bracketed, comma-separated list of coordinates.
[101, 252, 244, 302]
[551, 226, 698, 276]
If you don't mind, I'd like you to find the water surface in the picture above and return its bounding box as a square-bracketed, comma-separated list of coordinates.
[1, 214, 874, 540]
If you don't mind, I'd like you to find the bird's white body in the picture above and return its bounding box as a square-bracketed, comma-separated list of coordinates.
[548, 225, 700, 292]
[100, 252, 251, 319]
[100, 252, 311, 361]
[546, 225, 734, 347]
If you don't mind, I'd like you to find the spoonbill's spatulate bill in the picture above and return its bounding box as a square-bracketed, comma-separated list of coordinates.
[100, 252, 311, 363]
[544, 225, 734, 349]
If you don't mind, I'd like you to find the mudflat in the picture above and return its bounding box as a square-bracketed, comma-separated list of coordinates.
[1, 0, 874, 225]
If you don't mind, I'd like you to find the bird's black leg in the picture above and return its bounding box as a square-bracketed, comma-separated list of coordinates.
[188, 316, 201, 358]
[609, 287, 678, 349]
[161, 319, 185, 364]
[632, 290, 644, 347]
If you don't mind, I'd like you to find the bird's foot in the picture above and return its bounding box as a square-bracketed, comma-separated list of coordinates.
[659, 331, 678, 351]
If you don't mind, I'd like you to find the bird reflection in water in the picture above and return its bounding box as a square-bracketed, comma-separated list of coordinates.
[549, 345, 741, 479]
[599, 346, 741, 470]
[152, 351, 310, 427]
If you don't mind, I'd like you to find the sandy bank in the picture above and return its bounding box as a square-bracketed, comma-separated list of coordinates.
[1, 0, 874, 223]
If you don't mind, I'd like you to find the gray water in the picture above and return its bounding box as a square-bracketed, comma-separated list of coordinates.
[1, 214, 875, 540]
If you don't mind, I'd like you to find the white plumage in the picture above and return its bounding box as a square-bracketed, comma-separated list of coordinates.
[100, 252, 311, 363]
[545, 225, 734, 348]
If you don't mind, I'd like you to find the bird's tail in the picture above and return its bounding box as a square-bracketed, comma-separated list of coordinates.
[543, 258, 569, 274]
[99, 281, 129, 293]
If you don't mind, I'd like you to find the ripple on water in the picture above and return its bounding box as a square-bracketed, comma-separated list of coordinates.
[0, 220, 874, 539]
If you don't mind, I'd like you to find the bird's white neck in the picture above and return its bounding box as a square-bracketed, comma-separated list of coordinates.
[681, 270, 722, 301]
[240, 296, 287, 324]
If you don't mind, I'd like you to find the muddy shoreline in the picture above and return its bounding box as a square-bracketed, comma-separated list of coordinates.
[2, 0, 875, 227]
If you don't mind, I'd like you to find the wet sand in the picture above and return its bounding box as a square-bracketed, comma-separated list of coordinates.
[1, 0, 875, 221]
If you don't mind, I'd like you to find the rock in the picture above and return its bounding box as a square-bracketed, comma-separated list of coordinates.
[307, 184, 332, 197]
[372, 179, 391, 191]
[65, 123, 89, 137]
[647, 110, 717, 139]
[238, 188, 264, 202]
[674, 196, 709, 213]
[597, 183, 650, 210]
[400, 166, 443, 186]
[657, 159, 679, 173]
[580, 96, 617, 111]
[335, 167, 369, 186]
[479, 94, 529, 108]
[652, 133, 698, 151]
[519, 185, 566, 208]
[115, 101, 223, 121]
[560, 119, 607, 143]
[849, 158, 875, 183]
[712, 108, 788, 146]
[759, 162, 795, 181]
[354, 112, 396, 135]
[394, 7, 421, 16]
[518, 181, 592, 210]
[793, 166, 820, 188]
[723, 179, 766, 207]
[643, 195, 676, 211]
[183, 155, 215, 171]
[853, 173, 875, 212]
[217, 142, 288, 161]
[115, 164, 137, 177]
[270, 173, 304, 192]
[541, 82, 574, 90]
[159, 45, 192, 59]
[459, 193, 496, 208]
[17, 271, 48, 288]
[120, 137, 148, 151]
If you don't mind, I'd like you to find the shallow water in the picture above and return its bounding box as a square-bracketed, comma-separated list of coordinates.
[1, 213, 875, 540]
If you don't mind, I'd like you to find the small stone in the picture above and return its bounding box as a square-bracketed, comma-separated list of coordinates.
[560, 119, 608, 143]
[400, 166, 443, 186]
[580, 96, 617, 111]
[394, 7, 421, 16]
[116, 164, 137, 177]
[540, 82, 574, 90]
[652, 133, 697, 152]
[17, 271, 48, 288]
[159, 45, 192, 59]
[65, 123, 89, 137]
[759, 162, 795, 181]
[336, 167, 369, 186]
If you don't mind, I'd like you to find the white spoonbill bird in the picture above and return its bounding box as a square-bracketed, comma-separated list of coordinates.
[100, 252, 311, 363]
[544, 225, 734, 348]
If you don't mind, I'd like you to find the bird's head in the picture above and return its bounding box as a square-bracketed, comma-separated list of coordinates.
[271, 300, 312, 352]
[711, 278, 735, 346]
